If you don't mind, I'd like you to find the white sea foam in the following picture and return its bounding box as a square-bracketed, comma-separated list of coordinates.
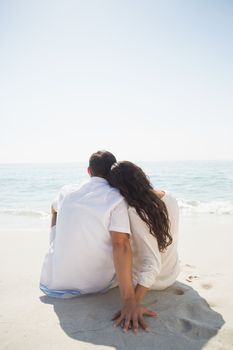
[178, 199, 233, 215]
[1, 200, 233, 218]
[0, 208, 49, 218]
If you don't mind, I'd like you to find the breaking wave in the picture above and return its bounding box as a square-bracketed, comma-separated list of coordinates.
[0, 208, 49, 218]
[1, 199, 233, 218]
[178, 199, 233, 215]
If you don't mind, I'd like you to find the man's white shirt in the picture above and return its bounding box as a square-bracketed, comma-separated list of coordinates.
[40, 177, 131, 297]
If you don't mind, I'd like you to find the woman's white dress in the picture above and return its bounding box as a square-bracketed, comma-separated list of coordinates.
[129, 191, 180, 290]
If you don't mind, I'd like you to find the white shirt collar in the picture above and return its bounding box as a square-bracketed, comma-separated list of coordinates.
[90, 176, 108, 185]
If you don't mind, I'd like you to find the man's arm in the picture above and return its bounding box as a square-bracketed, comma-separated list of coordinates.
[111, 231, 135, 302]
[51, 206, 57, 227]
[111, 231, 156, 333]
[135, 284, 150, 304]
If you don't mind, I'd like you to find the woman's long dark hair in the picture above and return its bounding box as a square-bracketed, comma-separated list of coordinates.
[108, 161, 172, 252]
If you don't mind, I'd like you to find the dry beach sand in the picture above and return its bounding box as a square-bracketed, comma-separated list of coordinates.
[0, 214, 233, 350]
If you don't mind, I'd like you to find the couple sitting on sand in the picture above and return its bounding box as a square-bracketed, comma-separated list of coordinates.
[40, 150, 180, 333]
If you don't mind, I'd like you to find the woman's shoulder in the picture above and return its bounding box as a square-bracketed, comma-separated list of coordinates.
[153, 189, 174, 198]
[154, 189, 178, 208]
[153, 189, 166, 199]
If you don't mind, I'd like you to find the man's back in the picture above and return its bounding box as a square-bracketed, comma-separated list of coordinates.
[40, 177, 130, 297]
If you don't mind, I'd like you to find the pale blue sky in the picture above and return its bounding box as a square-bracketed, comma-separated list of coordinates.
[1, 0, 233, 162]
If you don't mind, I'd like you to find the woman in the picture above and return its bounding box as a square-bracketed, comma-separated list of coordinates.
[108, 161, 180, 304]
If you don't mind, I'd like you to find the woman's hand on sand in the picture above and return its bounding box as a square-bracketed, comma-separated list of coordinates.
[112, 303, 157, 334]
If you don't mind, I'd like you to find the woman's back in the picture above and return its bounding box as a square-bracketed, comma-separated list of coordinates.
[129, 191, 180, 290]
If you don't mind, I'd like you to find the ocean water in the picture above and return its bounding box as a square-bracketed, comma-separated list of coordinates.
[0, 161, 233, 229]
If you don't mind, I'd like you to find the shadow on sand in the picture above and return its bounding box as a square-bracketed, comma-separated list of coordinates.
[40, 282, 224, 350]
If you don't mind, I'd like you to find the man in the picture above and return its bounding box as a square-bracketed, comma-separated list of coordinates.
[40, 150, 156, 334]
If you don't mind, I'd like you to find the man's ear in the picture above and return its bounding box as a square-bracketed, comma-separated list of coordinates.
[87, 166, 92, 176]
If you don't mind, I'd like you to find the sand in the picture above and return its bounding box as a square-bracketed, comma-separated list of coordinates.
[0, 215, 233, 350]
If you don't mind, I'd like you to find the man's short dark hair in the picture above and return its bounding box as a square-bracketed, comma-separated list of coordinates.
[89, 150, 116, 179]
